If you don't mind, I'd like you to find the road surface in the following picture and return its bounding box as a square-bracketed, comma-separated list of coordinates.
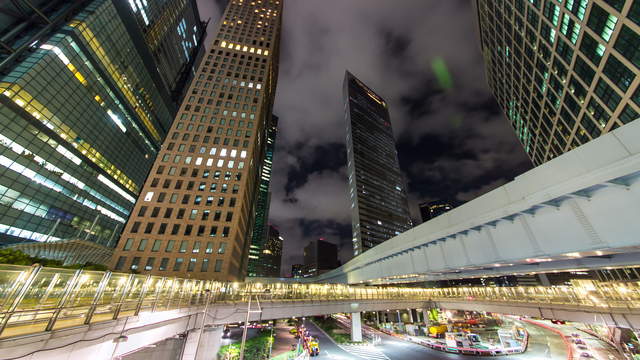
[304, 318, 569, 360]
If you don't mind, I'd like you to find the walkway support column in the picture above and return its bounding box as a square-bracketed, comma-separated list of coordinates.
[423, 309, 430, 325]
[182, 324, 223, 360]
[351, 312, 362, 342]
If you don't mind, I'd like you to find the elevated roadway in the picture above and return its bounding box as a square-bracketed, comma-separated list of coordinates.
[312, 120, 640, 284]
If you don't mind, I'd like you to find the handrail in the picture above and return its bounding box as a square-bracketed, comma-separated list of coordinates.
[0, 264, 638, 339]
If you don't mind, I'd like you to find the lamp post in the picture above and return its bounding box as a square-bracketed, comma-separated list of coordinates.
[194, 289, 212, 360]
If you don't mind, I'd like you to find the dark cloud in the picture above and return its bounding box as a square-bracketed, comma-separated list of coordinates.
[197, 0, 533, 276]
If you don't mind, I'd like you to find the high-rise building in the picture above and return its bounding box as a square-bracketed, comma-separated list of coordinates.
[118, 0, 208, 104]
[111, 0, 283, 280]
[343, 71, 412, 256]
[0, 0, 204, 253]
[303, 238, 339, 277]
[291, 264, 304, 278]
[248, 114, 278, 277]
[474, 0, 640, 166]
[419, 200, 453, 222]
[258, 224, 282, 277]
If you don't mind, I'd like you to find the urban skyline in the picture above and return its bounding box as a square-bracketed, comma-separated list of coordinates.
[3, 0, 637, 277]
[0, 2, 638, 358]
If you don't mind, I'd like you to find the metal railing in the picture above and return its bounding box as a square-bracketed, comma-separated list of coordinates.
[0, 264, 639, 339]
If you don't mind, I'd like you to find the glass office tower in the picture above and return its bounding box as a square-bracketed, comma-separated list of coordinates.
[248, 114, 278, 277]
[111, 0, 283, 280]
[259, 224, 283, 277]
[343, 71, 412, 257]
[0, 0, 205, 250]
[475, 0, 640, 165]
[118, 0, 207, 103]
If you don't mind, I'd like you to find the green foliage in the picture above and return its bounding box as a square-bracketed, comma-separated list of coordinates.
[218, 329, 273, 360]
[428, 308, 440, 323]
[0, 248, 106, 270]
[312, 317, 359, 345]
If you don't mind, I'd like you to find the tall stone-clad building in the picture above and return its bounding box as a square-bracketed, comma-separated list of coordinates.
[111, 0, 283, 280]
[474, 0, 640, 166]
[0, 0, 204, 250]
[248, 114, 278, 277]
[343, 71, 412, 256]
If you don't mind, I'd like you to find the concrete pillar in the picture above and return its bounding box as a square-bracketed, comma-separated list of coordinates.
[375, 311, 380, 325]
[408, 309, 414, 323]
[423, 309, 430, 325]
[351, 312, 363, 342]
[181, 325, 223, 360]
[396, 310, 401, 323]
[538, 273, 552, 286]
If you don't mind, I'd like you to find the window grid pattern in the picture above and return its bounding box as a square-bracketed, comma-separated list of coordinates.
[477, 0, 640, 165]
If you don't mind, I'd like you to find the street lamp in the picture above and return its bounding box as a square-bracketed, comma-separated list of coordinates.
[239, 285, 264, 360]
[194, 289, 212, 360]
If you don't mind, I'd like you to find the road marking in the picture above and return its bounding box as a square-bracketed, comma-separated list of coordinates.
[338, 344, 390, 360]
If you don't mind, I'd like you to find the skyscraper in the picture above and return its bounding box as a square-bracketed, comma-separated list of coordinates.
[258, 224, 283, 277]
[343, 71, 412, 256]
[0, 0, 204, 252]
[248, 114, 278, 277]
[474, 0, 640, 166]
[118, 0, 207, 104]
[111, 0, 283, 280]
[419, 200, 453, 223]
[303, 238, 339, 277]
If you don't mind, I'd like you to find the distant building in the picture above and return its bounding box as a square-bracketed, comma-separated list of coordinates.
[420, 201, 453, 222]
[247, 115, 279, 277]
[303, 239, 339, 277]
[258, 225, 282, 278]
[291, 264, 304, 278]
[343, 71, 412, 257]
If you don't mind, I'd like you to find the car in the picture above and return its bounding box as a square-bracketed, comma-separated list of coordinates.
[580, 352, 593, 358]
[572, 333, 581, 337]
[577, 345, 589, 351]
[575, 339, 586, 345]
[551, 319, 566, 325]
[222, 328, 231, 338]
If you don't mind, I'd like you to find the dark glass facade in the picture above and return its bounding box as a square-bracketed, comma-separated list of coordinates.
[0, 0, 191, 247]
[343, 71, 412, 256]
[303, 239, 339, 277]
[475, 0, 640, 166]
[258, 224, 282, 277]
[115, 0, 207, 104]
[248, 114, 278, 277]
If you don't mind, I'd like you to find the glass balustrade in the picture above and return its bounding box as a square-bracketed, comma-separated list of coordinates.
[0, 264, 638, 339]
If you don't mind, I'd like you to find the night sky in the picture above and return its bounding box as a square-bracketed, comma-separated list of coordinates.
[197, 0, 533, 275]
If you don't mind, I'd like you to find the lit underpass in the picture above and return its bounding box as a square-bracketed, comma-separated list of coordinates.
[1, 264, 639, 359]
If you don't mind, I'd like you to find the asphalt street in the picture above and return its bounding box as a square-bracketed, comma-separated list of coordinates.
[303, 319, 568, 360]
